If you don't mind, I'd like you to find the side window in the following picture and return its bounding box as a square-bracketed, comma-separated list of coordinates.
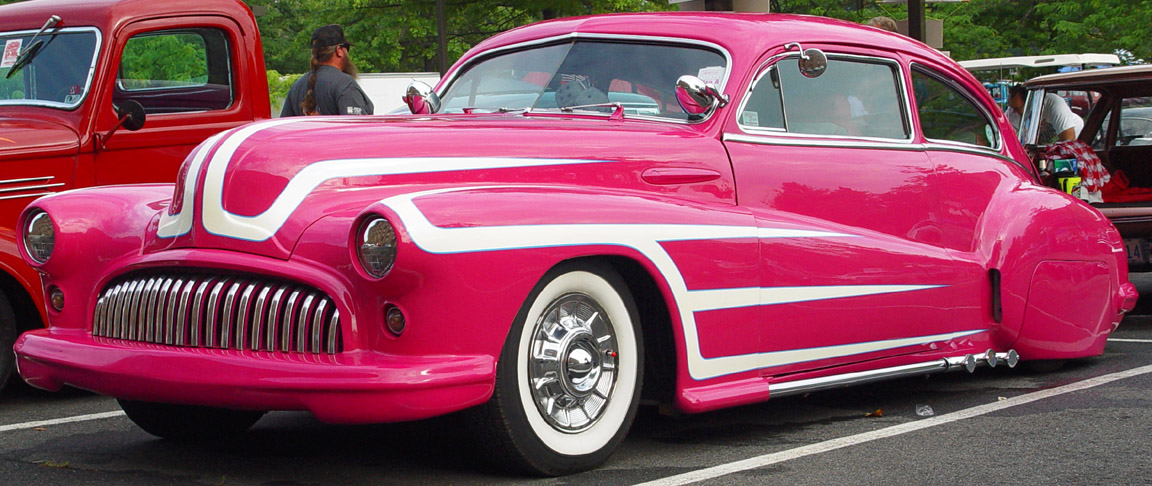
[114, 28, 233, 114]
[1117, 97, 1152, 147]
[738, 67, 785, 130]
[912, 68, 996, 148]
[739, 56, 907, 139]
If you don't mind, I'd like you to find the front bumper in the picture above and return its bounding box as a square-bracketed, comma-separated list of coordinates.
[15, 329, 495, 423]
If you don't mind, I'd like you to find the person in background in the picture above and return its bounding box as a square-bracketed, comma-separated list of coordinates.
[865, 16, 899, 33]
[1007, 85, 1082, 142]
[281, 24, 374, 117]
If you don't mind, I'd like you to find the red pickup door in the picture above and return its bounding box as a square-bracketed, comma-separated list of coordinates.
[0, 0, 269, 392]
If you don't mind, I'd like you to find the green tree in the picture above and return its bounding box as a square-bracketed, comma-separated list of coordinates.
[244, 0, 672, 75]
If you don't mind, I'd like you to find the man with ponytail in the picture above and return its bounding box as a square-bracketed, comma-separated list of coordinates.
[281, 24, 374, 117]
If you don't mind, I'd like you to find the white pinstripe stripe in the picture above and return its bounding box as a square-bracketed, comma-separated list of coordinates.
[382, 188, 970, 379]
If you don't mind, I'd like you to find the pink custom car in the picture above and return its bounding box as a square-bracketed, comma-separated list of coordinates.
[13, 13, 1138, 475]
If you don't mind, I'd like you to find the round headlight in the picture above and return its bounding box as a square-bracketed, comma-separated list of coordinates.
[357, 217, 396, 278]
[24, 210, 55, 263]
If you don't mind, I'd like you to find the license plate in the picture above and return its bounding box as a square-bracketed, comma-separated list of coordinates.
[1125, 238, 1150, 265]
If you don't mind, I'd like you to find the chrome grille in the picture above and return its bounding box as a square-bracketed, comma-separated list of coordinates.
[93, 273, 342, 354]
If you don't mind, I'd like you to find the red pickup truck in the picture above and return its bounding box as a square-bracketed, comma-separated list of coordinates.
[0, 0, 269, 391]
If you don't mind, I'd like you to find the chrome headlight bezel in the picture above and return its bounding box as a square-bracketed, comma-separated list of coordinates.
[356, 216, 397, 279]
[23, 210, 55, 264]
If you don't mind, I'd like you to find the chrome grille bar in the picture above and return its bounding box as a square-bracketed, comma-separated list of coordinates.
[93, 273, 342, 354]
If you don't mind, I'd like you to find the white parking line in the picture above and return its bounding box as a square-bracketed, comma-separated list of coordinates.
[1110, 338, 1152, 343]
[635, 363, 1152, 486]
[0, 411, 125, 433]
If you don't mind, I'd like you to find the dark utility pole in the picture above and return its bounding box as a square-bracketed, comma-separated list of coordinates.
[436, 0, 448, 75]
[907, 0, 925, 42]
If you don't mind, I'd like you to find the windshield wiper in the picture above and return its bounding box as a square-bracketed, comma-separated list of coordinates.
[5, 15, 62, 79]
[557, 102, 626, 120]
[459, 106, 530, 114]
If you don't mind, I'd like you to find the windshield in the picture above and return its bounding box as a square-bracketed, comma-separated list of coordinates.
[0, 28, 100, 110]
[439, 39, 728, 120]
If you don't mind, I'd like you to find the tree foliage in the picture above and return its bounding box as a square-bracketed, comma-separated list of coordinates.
[244, 0, 673, 75]
[773, 0, 1151, 64]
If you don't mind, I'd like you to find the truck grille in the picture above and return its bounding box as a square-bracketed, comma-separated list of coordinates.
[92, 273, 342, 354]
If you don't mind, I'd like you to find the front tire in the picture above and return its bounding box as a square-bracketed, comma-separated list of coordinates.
[0, 291, 16, 394]
[471, 263, 643, 476]
[118, 399, 265, 441]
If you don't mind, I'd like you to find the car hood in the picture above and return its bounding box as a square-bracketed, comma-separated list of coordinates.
[0, 116, 80, 161]
[150, 114, 722, 260]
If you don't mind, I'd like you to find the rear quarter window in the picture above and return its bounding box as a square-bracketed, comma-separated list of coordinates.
[912, 67, 997, 149]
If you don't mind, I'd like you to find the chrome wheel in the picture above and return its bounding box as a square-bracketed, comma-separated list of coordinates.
[528, 293, 618, 432]
[469, 263, 643, 476]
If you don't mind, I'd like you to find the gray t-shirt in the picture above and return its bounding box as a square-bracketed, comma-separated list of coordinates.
[281, 65, 374, 117]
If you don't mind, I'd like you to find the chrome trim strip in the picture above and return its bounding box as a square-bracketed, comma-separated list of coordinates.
[311, 299, 328, 353]
[280, 289, 301, 352]
[109, 283, 125, 337]
[94, 296, 107, 336]
[115, 281, 135, 339]
[0, 192, 55, 201]
[251, 286, 272, 350]
[296, 294, 315, 352]
[205, 279, 228, 348]
[235, 283, 257, 349]
[189, 279, 215, 346]
[126, 280, 147, 340]
[723, 133, 925, 151]
[327, 310, 340, 354]
[266, 286, 288, 352]
[220, 281, 244, 350]
[0, 27, 103, 111]
[769, 360, 949, 397]
[0, 176, 52, 185]
[175, 279, 196, 346]
[136, 278, 158, 341]
[151, 279, 172, 342]
[0, 183, 65, 194]
[164, 279, 185, 345]
[923, 143, 1021, 167]
[144, 278, 165, 342]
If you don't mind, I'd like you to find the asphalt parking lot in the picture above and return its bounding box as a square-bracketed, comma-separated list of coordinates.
[2, 286, 1151, 485]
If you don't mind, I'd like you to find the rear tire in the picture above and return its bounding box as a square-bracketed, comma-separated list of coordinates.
[469, 263, 643, 476]
[0, 291, 17, 394]
[118, 399, 265, 441]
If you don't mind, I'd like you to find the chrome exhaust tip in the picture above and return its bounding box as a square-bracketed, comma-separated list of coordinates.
[984, 349, 998, 368]
[998, 349, 1019, 368]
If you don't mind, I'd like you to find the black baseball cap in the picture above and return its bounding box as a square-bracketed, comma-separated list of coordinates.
[310, 24, 351, 48]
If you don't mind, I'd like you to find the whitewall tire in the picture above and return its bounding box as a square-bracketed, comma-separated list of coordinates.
[471, 263, 643, 476]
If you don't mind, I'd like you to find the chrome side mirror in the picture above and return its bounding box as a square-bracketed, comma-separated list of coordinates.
[403, 81, 441, 115]
[675, 75, 729, 118]
[785, 42, 827, 78]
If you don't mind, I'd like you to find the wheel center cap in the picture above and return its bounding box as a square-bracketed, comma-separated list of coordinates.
[562, 336, 602, 396]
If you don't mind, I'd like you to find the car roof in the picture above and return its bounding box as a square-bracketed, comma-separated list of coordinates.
[1024, 64, 1152, 89]
[458, 12, 951, 75]
[0, 0, 253, 33]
